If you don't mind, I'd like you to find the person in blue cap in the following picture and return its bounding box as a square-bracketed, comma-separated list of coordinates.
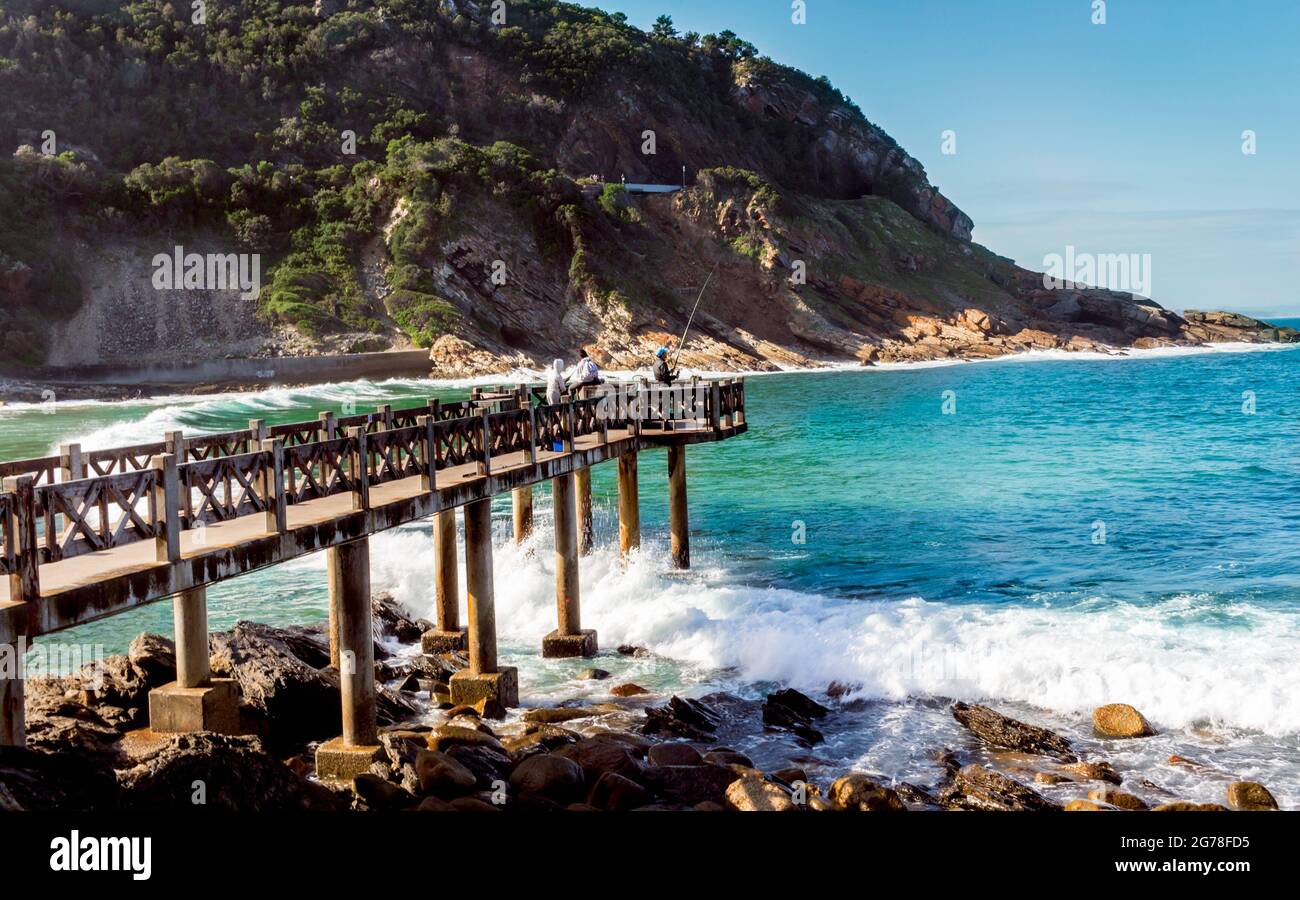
[652, 346, 677, 384]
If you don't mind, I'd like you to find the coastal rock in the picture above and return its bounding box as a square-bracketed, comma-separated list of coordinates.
[1226, 781, 1279, 811]
[641, 764, 740, 805]
[127, 632, 177, 685]
[828, 774, 906, 812]
[939, 765, 1061, 812]
[554, 736, 645, 783]
[449, 796, 502, 812]
[1152, 801, 1230, 812]
[611, 683, 649, 697]
[0, 745, 121, 811]
[586, 771, 652, 811]
[119, 733, 344, 811]
[1064, 760, 1122, 785]
[702, 749, 754, 768]
[428, 725, 505, 754]
[1089, 787, 1149, 811]
[726, 776, 797, 812]
[353, 772, 417, 811]
[1092, 703, 1156, 739]
[509, 754, 585, 802]
[762, 688, 828, 745]
[578, 668, 611, 681]
[416, 750, 477, 799]
[522, 704, 619, 724]
[23, 689, 125, 766]
[370, 592, 427, 643]
[444, 744, 513, 789]
[1034, 772, 1073, 786]
[1065, 799, 1116, 811]
[647, 743, 704, 767]
[643, 696, 720, 742]
[951, 702, 1077, 761]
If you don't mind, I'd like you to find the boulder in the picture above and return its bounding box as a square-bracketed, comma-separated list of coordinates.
[119, 733, 344, 811]
[611, 683, 649, 697]
[702, 749, 753, 768]
[951, 702, 1076, 761]
[23, 689, 125, 766]
[508, 754, 585, 802]
[371, 592, 427, 643]
[1153, 801, 1230, 812]
[1089, 787, 1149, 811]
[1092, 703, 1156, 738]
[647, 743, 704, 767]
[1065, 799, 1115, 811]
[445, 744, 513, 789]
[554, 736, 644, 783]
[449, 796, 502, 812]
[640, 764, 739, 805]
[428, 725, 505, 754]
[938, 765, 1060, 812]
[522, 704, 618, 724]
[762, 688, 827, 745]
[0, 745, 121, 811]
[353, 772, 417, 810]
[726, 776, 797, 812]
[578, 668, 611, 681]
[1064, 760, 1122, 785]
[587, 771, 653, 811]
[643, 696, 720, 742]
[828, 774, 906, 812]
[416, 750, 477, 799]
[1226, 781, 1278, 811]
[127, 633, 177, 686]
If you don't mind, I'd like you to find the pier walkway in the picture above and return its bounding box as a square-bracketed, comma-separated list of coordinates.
[0, 378, 747, 776]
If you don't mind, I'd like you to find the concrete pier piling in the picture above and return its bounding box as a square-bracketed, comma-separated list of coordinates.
[148, 586, 240, 734]
[316, 536, 384, 780]
[575, 466, 594, 556]
[512, 485, 534, 543]
[617, 452, 640, 557]
[668, 445, 690, 569]
[421, 509, 467, 653]
[449, 498, 519, 711]
[542, 472, 598, 658]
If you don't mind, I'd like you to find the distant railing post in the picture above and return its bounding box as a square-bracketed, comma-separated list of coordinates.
[58, 443, 84, 482]
[3, 475, 40, 604]
[247, 419, 267, 452]
[318, 411, 336, 441]
[735, 378, 746, 425]
[419, 415, 437, 492]
[427, 398, 441, 421]
[379, 404, 393, 431]
[527, 404, 539, 465]
[261, 439, 287, 534]
[165, 430, 186, 461]
[564, 401, 576, 453]
[348, 427, 370, 511]
[149, 454, 181, 564]
[710, 381, 722, 432]
[478, 410, 493, 477]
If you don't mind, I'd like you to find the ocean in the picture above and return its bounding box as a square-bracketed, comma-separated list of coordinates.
[3, 335, 1298, 806]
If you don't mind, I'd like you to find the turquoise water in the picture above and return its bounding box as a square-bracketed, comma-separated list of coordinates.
[3, 338, 1299, 803]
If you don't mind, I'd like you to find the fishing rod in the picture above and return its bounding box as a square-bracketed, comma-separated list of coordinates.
[672, 262, 718, 373]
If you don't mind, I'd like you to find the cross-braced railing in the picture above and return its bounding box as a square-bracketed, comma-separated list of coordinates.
[37, 468, 162, 562]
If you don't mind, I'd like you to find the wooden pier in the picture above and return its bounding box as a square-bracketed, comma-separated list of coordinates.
[0, 378, 746, 777]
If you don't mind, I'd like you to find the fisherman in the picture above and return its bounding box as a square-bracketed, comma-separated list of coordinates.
[546, 358, 567, 404]
[568, 347, 604, 387]
[652, 346, 677, 385]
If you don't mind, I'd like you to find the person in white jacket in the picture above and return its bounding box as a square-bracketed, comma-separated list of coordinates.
[546, 358, 567, 405]
[568, 347, 603, 388]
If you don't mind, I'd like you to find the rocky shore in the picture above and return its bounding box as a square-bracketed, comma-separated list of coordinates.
[0, 596, 1282, 812]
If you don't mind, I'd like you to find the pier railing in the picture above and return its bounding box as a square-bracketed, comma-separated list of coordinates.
[0, 379, 746, 604]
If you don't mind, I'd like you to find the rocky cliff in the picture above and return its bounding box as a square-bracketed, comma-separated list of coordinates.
[0, 1, 1290, 378]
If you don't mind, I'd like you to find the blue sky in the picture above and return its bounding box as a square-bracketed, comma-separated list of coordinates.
[603, 0, 1300, 316]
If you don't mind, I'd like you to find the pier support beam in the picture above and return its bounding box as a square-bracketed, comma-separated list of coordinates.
[316, 536, 384, 781]
[148, 586, 240, 734]
[668, 445, 690, 569]
[575, 467, 594, 556]
[512, 486, 534, 543]
[542, 472, 598, 658]
[0, 642, 23, 748]
[421, 510, 467, 654]
[617, 452, 640, 557]
[449, 499, 518, 713]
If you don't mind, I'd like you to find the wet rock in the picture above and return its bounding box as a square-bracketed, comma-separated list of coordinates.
[1226, 781, 1278, 811]
[0, 745, 121, 811]
[578, 668, 611, 681]
[951, 702, 1077, 761]
[762, 689, 827, 745]
[1153, 801, 1230, 812]
[449, 795, 501, 812]
[24, 689, 125, 766]
[766, 688, 830, 720]
[522, 704, 618, 724]
[502, 724, 582, 760]
[641, 764, 740, 805]
[416, 750, 477, 799]
[726, 776, 797, 812]
[78, 655, 149, 712]
[703, 749, 753, 768]
[1092, 703, 1156, 739]
[415, 796, 454, 812]
[772, 766, 808, 786]
[826, 681, 860, 699]
[1065, 799, 1116, 811]
[643, 696, 719, 742]
[554, 736, 645, 783]
[617, 644, 650, 657]
[396, 673, 421, 693]
[445, 744, 512, 789]
[1089, 787, 1149, 811]
[1034, 772, 1073, 786]
[939, 764, 1061, 812]
[647, 743, 704, 767]
[119, 733, 344, 811]
[828, 774, 907, 812]
[894, 782, 940, 809]
[1064, 760, 1122, 785]
[587, 771, 652, 811]
[509, 754, 585, 802]
[611, 683, 650, 697]
[371, 592, 427, 643]
[127, 632, 177, 685]
[428, 725, 505, 754]
[930, 747, 962, 779]
[353, 772, 416, 810]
